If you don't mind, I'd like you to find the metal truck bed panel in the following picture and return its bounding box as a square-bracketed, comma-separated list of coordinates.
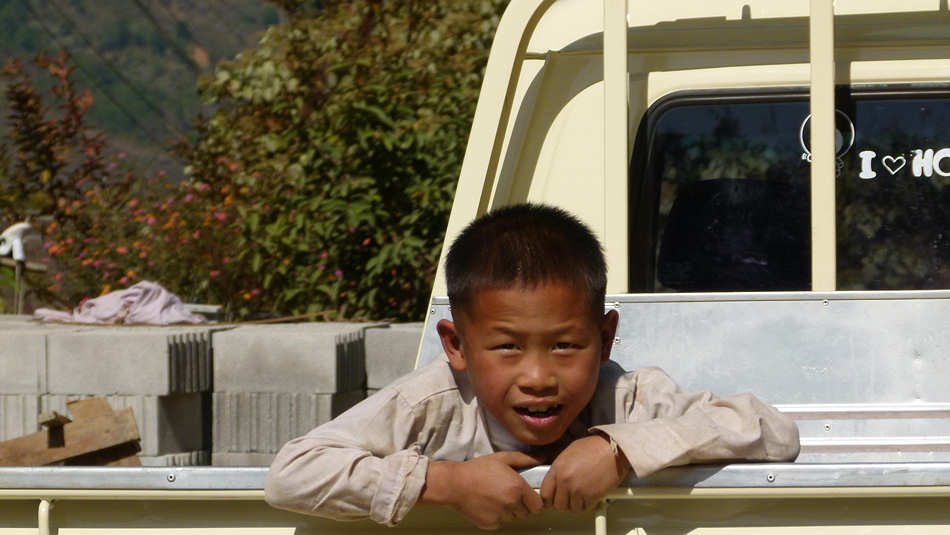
[420, 291, 950, 463]
[1, 466, 949, 534]
[4, 464, 950, 491]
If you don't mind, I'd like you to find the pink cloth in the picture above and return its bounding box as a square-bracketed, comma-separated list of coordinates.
[34, 281, 207, 325]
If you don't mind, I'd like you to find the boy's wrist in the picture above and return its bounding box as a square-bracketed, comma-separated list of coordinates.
[418, 461, 458, 508]
[595, 432, 631, 480]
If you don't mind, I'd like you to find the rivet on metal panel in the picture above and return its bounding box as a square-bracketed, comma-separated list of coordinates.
[613, 302, 621, 309]
[614, 337, 621, 345]
[430, 308, 436, 315]
[167, 473, 176, 483]
[824, 423, 832, 432]
[766, 473, 775, 483]
[822, 299, 830, 307]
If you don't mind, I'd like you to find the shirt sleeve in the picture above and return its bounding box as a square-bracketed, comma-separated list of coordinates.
[264, 388, 430, 526]
[590, 367, 800, 478]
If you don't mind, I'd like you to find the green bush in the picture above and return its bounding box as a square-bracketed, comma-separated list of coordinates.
[3, 1, 507, 321]
[175, 0, 506, 319]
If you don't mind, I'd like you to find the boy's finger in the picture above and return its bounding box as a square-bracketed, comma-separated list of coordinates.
[569, 493, 586, 514]
[538, 469, 555, 507]
[495, 450, 544, 469]
[552, 482, 570, 512]
[523, 485, 544, 513]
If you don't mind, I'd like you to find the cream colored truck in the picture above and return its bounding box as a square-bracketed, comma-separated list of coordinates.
[3, 1, 950, 533]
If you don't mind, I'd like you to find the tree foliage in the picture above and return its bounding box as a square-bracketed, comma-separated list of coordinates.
[2, 1, 507, 320]
[175, 0, 507, 319]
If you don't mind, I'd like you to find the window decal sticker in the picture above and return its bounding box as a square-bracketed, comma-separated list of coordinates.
[857, 148, 950, 179]
[799, 109, 855, 176]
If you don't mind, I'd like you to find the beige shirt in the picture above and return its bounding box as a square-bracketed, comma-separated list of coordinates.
[265, 357, 800, 526]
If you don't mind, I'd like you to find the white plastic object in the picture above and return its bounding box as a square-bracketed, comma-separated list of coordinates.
[0, 221, 31, 262]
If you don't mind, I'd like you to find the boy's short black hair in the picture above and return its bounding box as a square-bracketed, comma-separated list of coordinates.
[445, 203, 607, 318]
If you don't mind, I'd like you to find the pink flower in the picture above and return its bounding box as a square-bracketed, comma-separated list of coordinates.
[318, 265, 325, 271]
[108, 162, 117, 169]
[213, 212, 227, 221]
[334, 270, 343, 277]
[209, 270, 220, 277]
[44, 241, 53, 249]
[158, 170, 166, 177]
[119, 276, 129, 285]
[118, 152, 126, 159]
[183, 193, 194, 203]
[251, 288, 261, 296]
[116, 246, 128, 255]
[320, 252, 328, 259]
[146, 216, 156, 226]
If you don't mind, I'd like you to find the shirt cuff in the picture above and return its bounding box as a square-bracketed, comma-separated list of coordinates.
[591, 421, 689, 478]
[370, 446, 430, 526]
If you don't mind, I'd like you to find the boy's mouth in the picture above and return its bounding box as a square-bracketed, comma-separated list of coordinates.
[514, 404, 563, 419]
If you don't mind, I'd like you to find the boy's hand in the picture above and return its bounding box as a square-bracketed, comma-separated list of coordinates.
[420, 451, 545, 530]
[540, 434, 630, 513]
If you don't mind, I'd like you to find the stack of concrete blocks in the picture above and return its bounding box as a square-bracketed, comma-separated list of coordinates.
[0, 316, 217, 466]
[211, 323, 371, 466]
[364, 323, 425, 396]
[0, 316, 82, 447]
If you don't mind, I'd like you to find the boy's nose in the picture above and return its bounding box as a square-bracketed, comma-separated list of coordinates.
[516, 356, 558, 394]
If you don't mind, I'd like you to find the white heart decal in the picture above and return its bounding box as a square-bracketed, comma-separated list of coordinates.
[882, 155, 906, 175]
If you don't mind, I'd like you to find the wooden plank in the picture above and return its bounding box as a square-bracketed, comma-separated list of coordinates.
[0, 407, 140, 466]
[66, 442, 142, 466]
[67, 398, 115, 420]
[0, 257, 47, 272]
[39, 411, 72, 428]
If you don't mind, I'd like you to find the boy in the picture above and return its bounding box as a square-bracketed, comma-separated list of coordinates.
[265, 203, 800, 529]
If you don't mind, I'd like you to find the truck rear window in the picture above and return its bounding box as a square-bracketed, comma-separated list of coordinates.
[630, 89, 950, 292]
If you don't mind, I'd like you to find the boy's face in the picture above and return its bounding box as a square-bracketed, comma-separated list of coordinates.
[438, 282, 618, 446]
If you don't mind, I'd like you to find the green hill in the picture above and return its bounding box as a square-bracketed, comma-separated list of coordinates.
[1, 0, 280, 180]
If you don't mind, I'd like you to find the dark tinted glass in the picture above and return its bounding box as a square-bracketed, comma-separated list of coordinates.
[639, 92, 950, 292]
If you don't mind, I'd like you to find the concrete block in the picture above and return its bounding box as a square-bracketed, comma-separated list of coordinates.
[213, 324, 367, 393]
[0, 394, 38, 442]
[140, 450, 210, 467]
[212, 390, 364, 455]
[212, 452, 275, 467]
[364, 323, 423, 390]
[46, 326, 216, 395]
[40, 393, 207, 458]
[0, 331, 47, 394]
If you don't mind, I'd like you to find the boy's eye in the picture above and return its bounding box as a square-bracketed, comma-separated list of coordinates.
[493, 343, 518, 351]
[553, 342, 577, 350]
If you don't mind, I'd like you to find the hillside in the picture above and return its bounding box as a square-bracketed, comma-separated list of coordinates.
[0, 0, 280, 180]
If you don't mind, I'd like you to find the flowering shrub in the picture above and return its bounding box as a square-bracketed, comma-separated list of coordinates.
[174, 0, 507, 319]
[1, 53, 248, 311]
[3, 1, 506, 320]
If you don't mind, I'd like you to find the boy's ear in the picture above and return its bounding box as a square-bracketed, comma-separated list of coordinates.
[437, 319, 467, 371]
[599, 310, 619, 363]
